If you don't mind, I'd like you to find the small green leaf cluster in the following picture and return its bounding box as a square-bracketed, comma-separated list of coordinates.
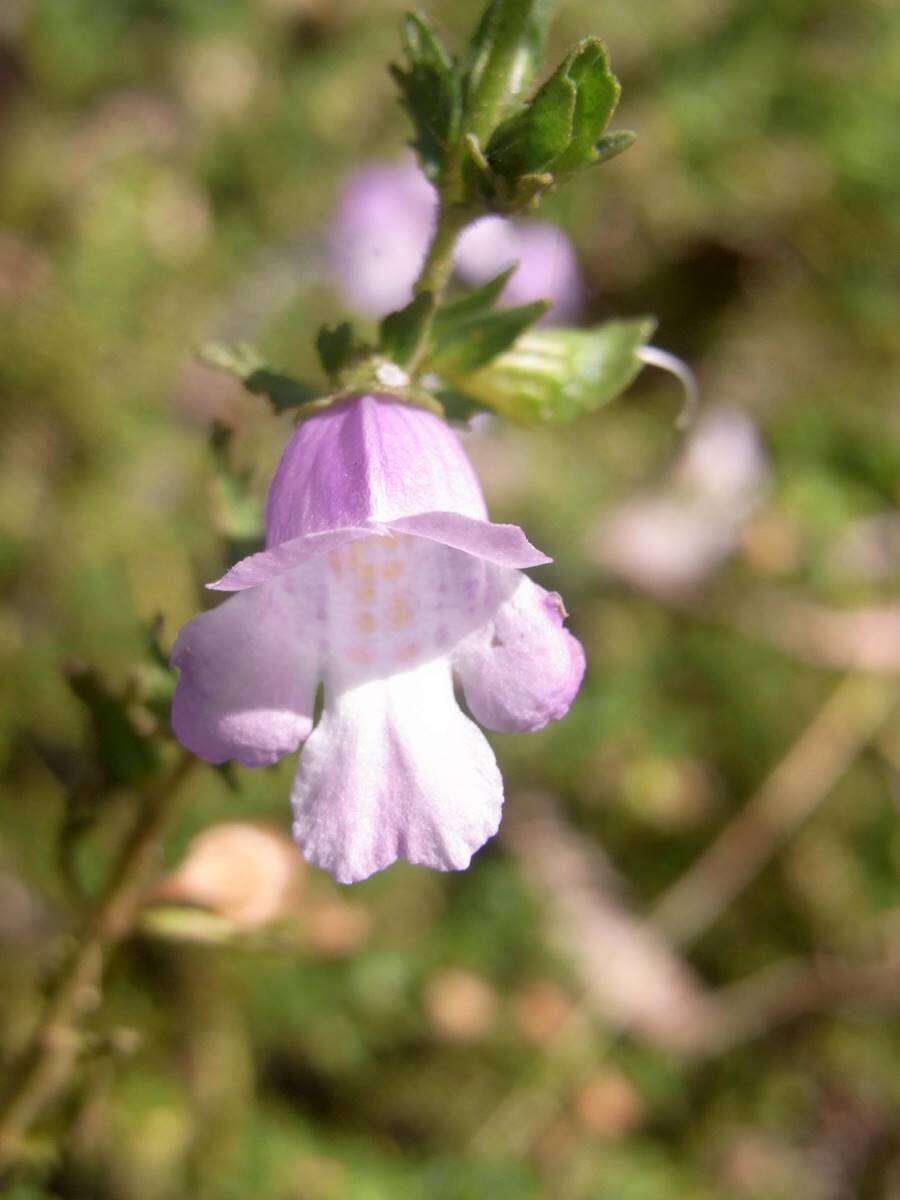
[473, 38, 634, 211]
[200, 281, 653, 431]
[200, 3, 654, 432]
[44, 644, 176, 894]
[201, 267, 652, 430]
[390, 15, 462, 184]
[393, 9, 631, 211]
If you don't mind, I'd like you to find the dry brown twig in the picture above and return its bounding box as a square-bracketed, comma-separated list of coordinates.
[726, 594, 900, 675]
[476, 672, 900, 1157]
[651, 674, 899, 945]
[0, 752, 195, 1174]
[469, 792, 721, 1157]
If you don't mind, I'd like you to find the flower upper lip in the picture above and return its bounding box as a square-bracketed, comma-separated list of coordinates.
[209, 393, 550, 593]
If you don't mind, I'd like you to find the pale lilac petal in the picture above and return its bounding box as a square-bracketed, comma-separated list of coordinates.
[454, 572, 585, 733]
[265, 395, 487, 547]
[171, 579, 316, 766]
[386, 512, 551, 569]
[209, 527, 377, 592]
[319, 533, 504, 684]
[292, 659, 503, 884]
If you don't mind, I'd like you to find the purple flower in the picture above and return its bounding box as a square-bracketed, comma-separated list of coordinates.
[329, 159, 584, 323]
[172, 396, 584, 884]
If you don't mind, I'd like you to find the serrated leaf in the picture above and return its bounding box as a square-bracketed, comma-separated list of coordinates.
[430, 300, 549, 373]
[434, 387, 489, 424]
[379, 291, 433, 365]
[552, 39, 620, 174]
[200, 343, 319, 413]
[141, 905, 240, 946]
[432, 266, 516, 338]
[316, 322, 354, 378]
[391, 13, 461, 180]
[243, 370, 318, 413]
[444, 317, 656, 423]
[486, 66, 576, 176]
[316, 321, 371, 383]
[66, 662, 161, 787]
[486, 36, 625, 184]
[201, 340, 263, 378]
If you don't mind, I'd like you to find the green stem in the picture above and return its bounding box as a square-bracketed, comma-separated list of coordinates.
[403, 0, 557, 377]
[0, 752, 195, 1174]
[406, 200, 472, 374]
[414, 204, 470, 303]
[466, 0, 556, 145]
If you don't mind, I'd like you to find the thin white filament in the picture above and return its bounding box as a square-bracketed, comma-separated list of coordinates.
[637, 345, 700, 432]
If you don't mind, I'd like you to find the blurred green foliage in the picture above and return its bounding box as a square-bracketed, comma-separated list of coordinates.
[1, 0, 899, 1196]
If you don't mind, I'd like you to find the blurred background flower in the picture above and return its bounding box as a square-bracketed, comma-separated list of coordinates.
[330, 157, 584, 322]
[590, 406, 769, 597]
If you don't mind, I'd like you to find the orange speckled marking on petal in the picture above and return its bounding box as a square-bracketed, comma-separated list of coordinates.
[347, 645, 375, 666]
[388, 593, 414, 631]
[355, 612, 377, 635]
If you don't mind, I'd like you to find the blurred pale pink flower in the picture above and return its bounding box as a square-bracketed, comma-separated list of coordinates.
[329, 159, 584, 323]
[591, 407, 769, 596]
[329, 162, 436, 316]
[172, 395, 584, 884]
[455, 216, 584, 324]
[155, 821, 302, 929]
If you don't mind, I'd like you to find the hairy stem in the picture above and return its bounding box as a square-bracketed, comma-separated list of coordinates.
[466, 0, 555, 146]
[404, 0, 558, 376]
[0, 752, 195, 1173]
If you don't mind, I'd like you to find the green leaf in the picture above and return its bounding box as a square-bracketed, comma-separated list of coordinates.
[486, 64, 576, 176]
[433, 386, 489, 424]
[200, 343, 319, 412]
[430, 300, 550, 373]
[379, 291, 433, 365]
[242, 370, 318, 413]
[466, 0, 555, 128]
[65, 662, 160, 788]
[432, 266, 516, 338]
[443, 317, 656, 423]
[315, 322, 372, 383]
[391, 13, 461, 181]
[552, 39, 621, 174]
[594, 129, 637, 165]
[485, 36, 625, 183]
